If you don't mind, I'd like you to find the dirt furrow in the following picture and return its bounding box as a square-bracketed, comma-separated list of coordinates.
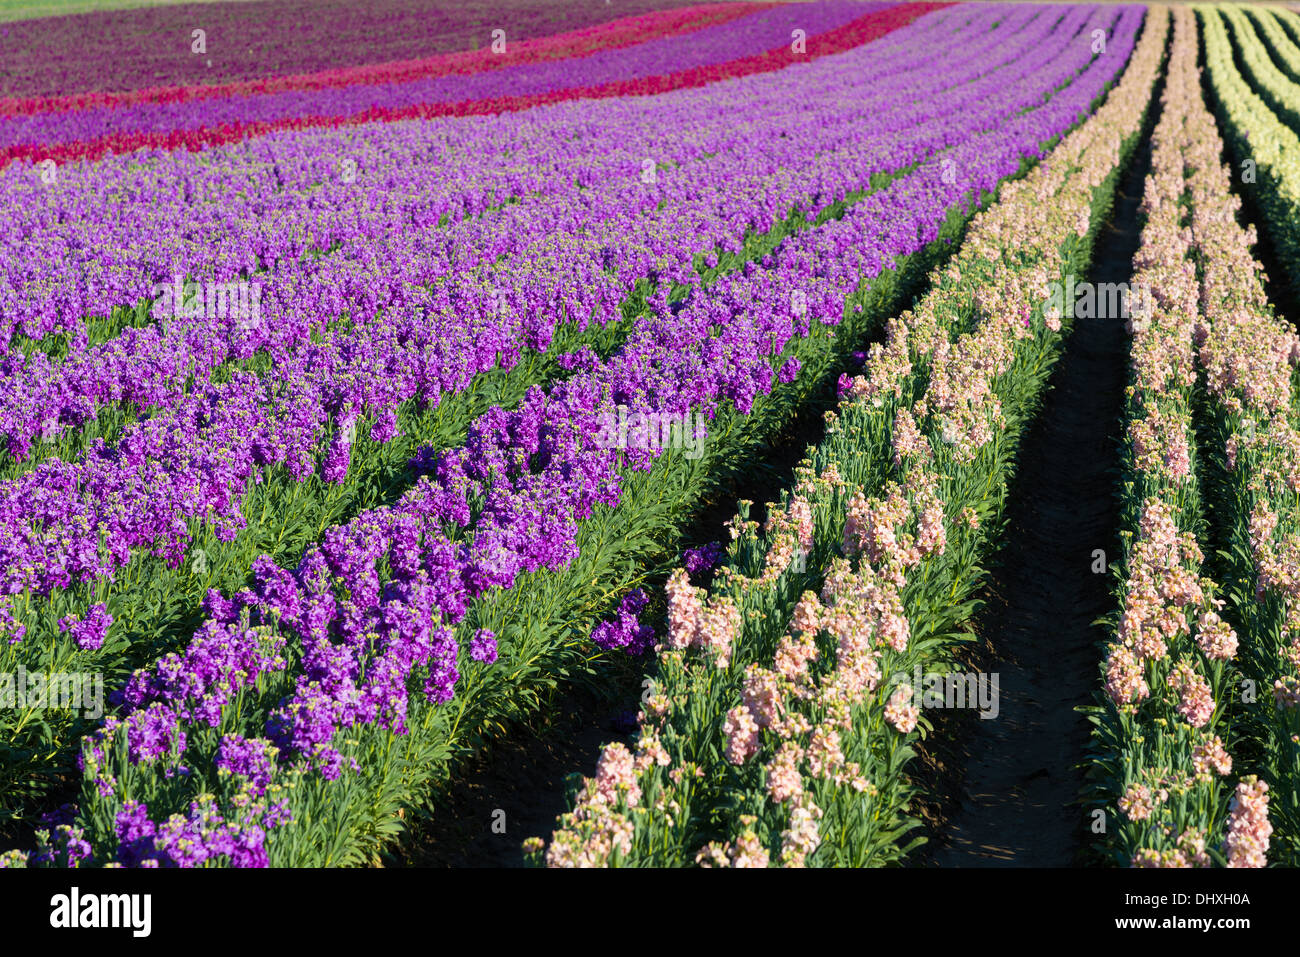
[923, 104, 1156, 868]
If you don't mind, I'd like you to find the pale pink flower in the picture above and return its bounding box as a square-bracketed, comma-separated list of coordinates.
[1176, 828, 1210, 867]
[774, 632, 819, 684]
[1118, 783, 1155, 822]
[742, 665, 785, 728]
[1194, 611, 1238, 661]
[790, 591, 822, 636]
[1224, 777, 1271, 868]
[593, 742, 641, 807]
[697, 596, 741, 668]
[891, 407, 929, 467]
[664, 568, 702, 650]
[722, 706, 761, 766]
[694, 843, 730, 868]
[806, 725, 845, 779]
[1271, 677, 1300, 711]
[884, 684, 919, 733]
[916, 503, 947, 558]
[1105, 645, 1150, 709]
[634, 730, 671, 771]
[779, 799, 823, 867]
[787, 496, 815, 550]
[730, 830, 769, 868]
[1167, 660, 1214, 728]
[1191, 735, 1232, 778]
[765, 743, 805, 804]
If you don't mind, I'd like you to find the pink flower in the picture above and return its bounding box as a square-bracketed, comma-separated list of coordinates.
[593, 742, 640, 808]
[722, 706, 760, 766]
[790, 591, 822, 636]
[835, 651, 881, 703]
[729, 830, 771, 868]
[1191, 735, 1232, 778]
[787, 496, 815, 550]
[806, 725, 844, 779]
[1105, 645, 1149, 709]
[891, 407, 928, 467]
[1224, 777, 1271, 868]
[765, 743, 804, 804]
[742, 666, 784, 728]
[1167, 660, 1214, 728]
[1118, 783, 1156, 822]
[663, 568, 702, 651]
[634, 730, 671, 771]
[697, 597, 741, 668]
[915, 496, 947, 557]
[774, 632, 818, 683]
[779, 798, 823, 867]
[1272, 677, 1300, 711]
[884, 684, 919, 733]
[1194, 611, 1238, 661]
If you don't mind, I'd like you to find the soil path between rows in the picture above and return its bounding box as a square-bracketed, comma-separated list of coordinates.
[924, 110, 1155, 867]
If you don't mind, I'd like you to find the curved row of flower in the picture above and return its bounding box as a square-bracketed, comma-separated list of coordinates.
[1219, 5, 1300, 130]
[0, 2, 1010, 461]
[1200, 5, 1300, 303]
[536, 4, 1168, 867]
[0, 2, 1094, 830]
[1189, 12, 1300, 865]
[0, 3, 935, 168]
[0, 5, 1147, 867]
[1084, 8, 1259, 868]
[0, 2, 772, 118]
[0, 3, 947, 354]
[1241, 6, 1300, 87]
[0, 0, 712, 100]
[0, 2, 873, 152]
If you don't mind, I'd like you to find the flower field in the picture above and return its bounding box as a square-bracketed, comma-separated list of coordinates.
[1, 0, 1300, 875]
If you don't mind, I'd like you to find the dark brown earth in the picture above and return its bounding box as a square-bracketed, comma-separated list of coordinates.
[914, 90, 1158, 868]
[383, 684, 631, 867]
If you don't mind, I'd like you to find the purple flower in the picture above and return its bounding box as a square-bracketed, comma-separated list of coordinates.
[114, 795, 291, 868]
[590, 588, 655, 656]
[32, 824, 92, 868]
[39, 803, 78, 828]
[0, 598, 25, 646]
[683, 542, 723, 578]
[124, 703, 187, 764]
[557, 347, 599, 372]
[612, 709, 640, 735]
[777, 356, 802, 384]
[215, 734, 279, 797]
[115, 801, 160, 868]
[57, 603, 113, 651]
[469, 628, 498, 664]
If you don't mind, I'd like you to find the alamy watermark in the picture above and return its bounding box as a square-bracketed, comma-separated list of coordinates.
[151, 276, 263, 328]
[1, 666, 104, 719]
[1043, 277, 1152, 322]
[50, 888, 150, 937]
[591, 405, 707, 460]
[890, 665, 999, 718]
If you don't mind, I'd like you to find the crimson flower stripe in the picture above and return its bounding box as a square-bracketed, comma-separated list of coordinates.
[0, 2, 776, 118]
[0, 2, 940, 168]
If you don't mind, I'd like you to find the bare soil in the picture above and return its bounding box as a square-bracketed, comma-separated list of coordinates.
[914, 89, 1157, 868]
